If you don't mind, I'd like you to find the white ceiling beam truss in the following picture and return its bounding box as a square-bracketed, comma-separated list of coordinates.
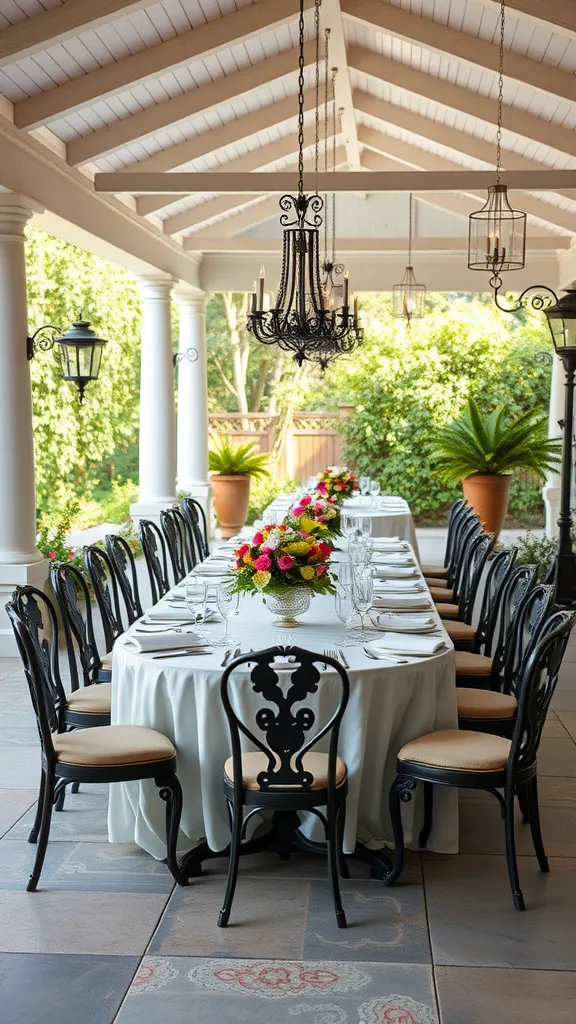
[186, 235, 569, 252]
[477, 1, 576, 40]
[320, 0, 361, 171]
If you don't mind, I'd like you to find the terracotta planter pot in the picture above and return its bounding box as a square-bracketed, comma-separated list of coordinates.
[462, 474, 512, 536]
[211, 474, 251, 539]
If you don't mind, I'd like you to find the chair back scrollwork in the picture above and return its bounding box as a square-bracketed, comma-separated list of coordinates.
[105, 533, 143, 624]
[50, 562, 103, 688]
[138, 519, 170, 605]
[83, 545, 124, 652]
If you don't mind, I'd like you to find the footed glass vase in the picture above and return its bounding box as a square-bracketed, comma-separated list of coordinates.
[265, 589, 311, 627]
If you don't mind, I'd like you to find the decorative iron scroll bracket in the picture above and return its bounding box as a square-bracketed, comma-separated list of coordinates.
[173, 347, 199, 367]
[26, 324, 61, 361]
[489, 275, 558, 316]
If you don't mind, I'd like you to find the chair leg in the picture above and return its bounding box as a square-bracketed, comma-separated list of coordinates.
[71, 782, 80, 794]
[336, 802, 350, 880]
[516, 784, 530, 823]
[218, 798, 243, 927]
[386, 775, 415, 886]
[503, 790, 525, 911]
[326, 806, 347, 929]
[28, 768, 47, 844]
[419, 782, 434, 849]
[27, 769, 54, 892]
[156, 775, 188, 887]
[54, 778, 67, 813]
[526, 777, 549, 873]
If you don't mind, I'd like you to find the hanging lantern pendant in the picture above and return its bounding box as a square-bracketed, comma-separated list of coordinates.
[393, 193, 426, 325]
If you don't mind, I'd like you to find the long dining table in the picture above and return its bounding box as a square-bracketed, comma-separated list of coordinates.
[108, 538, 458, 872]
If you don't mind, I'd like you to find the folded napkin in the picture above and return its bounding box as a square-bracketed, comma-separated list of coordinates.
[146, 607, 198, 622]
[374, 580, 426, 592]
[373, 594, 432, 610]
[372, 614, 436, 633]
[373, 553, 414, 565]
[373, 566, 419, 578]
[371, 536, 401, 547]
[367, 634, 446, 657]
[124, 630, 202, 653]
[370, 543, 407, 554]
[192, 564, 229, 576]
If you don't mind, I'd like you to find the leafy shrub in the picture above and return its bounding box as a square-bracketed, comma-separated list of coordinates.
[37, 499, 83, 566]
[246, 477, 298, 526]
[102, 479, 139, 524]
[515, 531, 556, 583]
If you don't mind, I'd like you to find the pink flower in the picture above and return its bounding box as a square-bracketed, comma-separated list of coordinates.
[300, 494, 312, 506]
[277, 555, 294, 570]
[254, 554, 271, 571]
[236, 544, 249, 558]
[48, 551, 56, 559]
[314, 503, 324, 514]
[260, 545, 273, 554]
[292, 506, 305, 517]
[252, 532, 264, 545]
[317, 514, 327, 522]
[335, 481, 346, 491]
[317, 482, 327, 494]
[316, 565, 327, 576]
[318, 542, 332, 559]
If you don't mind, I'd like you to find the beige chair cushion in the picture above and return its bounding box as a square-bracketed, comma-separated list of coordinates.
[457, 688, 518, 720]
[426, 578, 449, 588]
[435, 602, 460, 618]
[455, 651, 493, 677]
[53, 725, 175, 768]
[421, 563, 448, 578]
[443, 620, 477, 642]
[430, 586, 454, 602]
[66, 683, 111, 715]
[224, 751, 347, 791]
[100, 653, 113, 671]
[398, 729, 511, 772]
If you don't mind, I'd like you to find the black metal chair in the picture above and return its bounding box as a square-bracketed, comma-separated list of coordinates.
[453, 563, 537, 689]
[160, 507, 194, 581]
[105, 533, 143, 624]
[436, 531, 495, 650]
[419, 498, 468, 583]
[457, 582, 555, 734]
[50, 561, 113, 691]
[6, 587, 187, 893]
[218, 646, 350, 929]
[387, 610, 575, 910]
[453, 546, 517, 684]
[181, 497, 210, 560]
[83, 544, 124, 653]
[138, 519, 170, 604]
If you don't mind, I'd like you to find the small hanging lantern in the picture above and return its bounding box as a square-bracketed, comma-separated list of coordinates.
[467, 0, 526, 285]
[27, 319, 108, 402]
[393, 194, 426, 325]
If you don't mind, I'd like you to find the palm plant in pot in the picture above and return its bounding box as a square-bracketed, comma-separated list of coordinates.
[432, 398, 562, 535]
[209, 436, 270, 539]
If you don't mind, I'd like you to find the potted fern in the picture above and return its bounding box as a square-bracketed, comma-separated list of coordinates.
[209, 436, 270, 538]
[432, 398, 562, 535]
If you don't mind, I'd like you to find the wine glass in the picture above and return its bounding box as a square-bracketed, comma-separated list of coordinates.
[369, 480, 381, 501]
[307, 475, 318, 491]
[335, 587, 356, 645]
[359, 475, 371, 497]
[337, 562, 355, 591]
[358, 516, 372, 541]
[349, 539, 372, 568]
[216, 585, 241, 647]
[185, 581, 207, 635]
[341, 513, 358, 543]
[352, 569, 374, 637]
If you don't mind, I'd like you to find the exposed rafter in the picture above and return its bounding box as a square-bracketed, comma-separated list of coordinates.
[186, 196, 282, 242]
[185, 236, 569, 252]
[0, 1, 158, 69]
[342, 0, 576, 104]
[348, 47, 576, 160]
[67, 41, 316, 166]
[320, 0, 361, 171]
[478, 0, 576, 39]
[15, 0, 313, 131]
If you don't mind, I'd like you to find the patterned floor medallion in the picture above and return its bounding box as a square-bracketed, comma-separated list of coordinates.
[185, 959, 372, 999]
[130, 957, 179, 993]
[358, 995, 437, 1024]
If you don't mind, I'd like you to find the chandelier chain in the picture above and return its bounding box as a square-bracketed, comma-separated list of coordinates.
[408, 193, 413, 265]
[314, 0, 320, 180]
[331, 70, 338, 265]
[324, 27, 330, 260]
[496, 0, 505, 183]
[297, 0, 305, 195]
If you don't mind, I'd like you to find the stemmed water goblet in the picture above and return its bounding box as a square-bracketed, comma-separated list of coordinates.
[341, 513, 358, 544]
[357, 516, 372, 541]
[359, 476, 371, 497]
[215, 585, 241, 648]
[335, 587, 357, 646]
[369, 480, 381, 505]
[349, 538, 372, 568]
[185, 581, 207, 636]
[351, 568, 374, 639]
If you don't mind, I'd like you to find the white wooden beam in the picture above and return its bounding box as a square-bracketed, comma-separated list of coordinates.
[478, 1, 576, 40]
[320, 0, 361, 171]
[358, 127, 576, 235]
[15, 0, 312, 131]
[0, 1, 158, 69]
[94, 169, 576, 193]
[348, 47, 576, 160]
[138, 125, 326, 217]
[186, 197, 282, 242]
[342, 0, 576, 104]
[185, 235, 569, 252]
[68, 42, 316, 166]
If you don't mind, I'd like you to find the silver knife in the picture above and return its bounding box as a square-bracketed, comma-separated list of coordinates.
[338, 648, 350, 669]
[150, 648, 213, 660]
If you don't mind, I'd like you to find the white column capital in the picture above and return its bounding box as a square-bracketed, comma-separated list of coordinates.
[0, 193, 43, 239]
[173, 289, 206, 314]
[134, 274, 175, 301]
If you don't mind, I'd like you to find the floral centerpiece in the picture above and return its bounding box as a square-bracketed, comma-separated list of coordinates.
[286, 493, 341, 540]
[230, 523, 335, 625]
[315, 466, 359, 502]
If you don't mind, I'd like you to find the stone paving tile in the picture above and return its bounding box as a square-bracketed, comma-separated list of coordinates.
[534, 737, 576, 777]
[541, 715, 571, 738]
[0, 725, 41, 747]
[552, 689, 576, 712]
[457, 800, 576, 858]
[0, 840, 175, 893]
[0, 659, 21, 680]
[6, 783, 109, 842]
[0, 891, 169, 955]
[0, 790, 36, 839]
[435, 965, 576, 1024]
[149, 876, 310, 960]
[423, 855, 576, 970]
[0, 747, 41, 789]
[459, 777, 576, 807]
[115, 955, 438, 1024]
[557, 711, 576, 742]
[0, 952, 139, 1024]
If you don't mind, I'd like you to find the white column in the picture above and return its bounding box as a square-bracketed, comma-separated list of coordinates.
[130, 275, 177, 524]
[0, 194, 47, 656]
[174, 290, 213, 528]
[543, 354, 565, 538]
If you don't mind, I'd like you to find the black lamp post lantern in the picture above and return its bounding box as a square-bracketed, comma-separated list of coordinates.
[493, 281, 576, 608]
[27, 319, 108, 402]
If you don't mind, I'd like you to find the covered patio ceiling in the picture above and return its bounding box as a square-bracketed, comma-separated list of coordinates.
[0, 0, 575, 291]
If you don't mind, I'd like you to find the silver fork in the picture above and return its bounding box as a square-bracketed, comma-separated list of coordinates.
[325, 647, 350, 670]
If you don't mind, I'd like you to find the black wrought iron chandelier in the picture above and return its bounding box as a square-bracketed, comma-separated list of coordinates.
[467, 0, 526, 289]
[392, 194, 426, 325]
[246, 0, 361, 368]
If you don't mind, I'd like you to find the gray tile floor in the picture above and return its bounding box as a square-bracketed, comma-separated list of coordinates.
[0, 533, 575, 1023]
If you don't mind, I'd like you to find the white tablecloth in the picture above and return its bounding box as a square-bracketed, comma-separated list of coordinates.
[108, 551, 457, 860]
[264, 494, 420, 560]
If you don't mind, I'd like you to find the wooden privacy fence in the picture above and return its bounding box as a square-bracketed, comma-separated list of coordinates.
[209, 405, 354, 481]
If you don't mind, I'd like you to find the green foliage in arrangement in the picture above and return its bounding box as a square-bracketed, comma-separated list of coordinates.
[313, 293, 555, 522]
[432, 398, 562, 484]
[515, 531, 557, 583]
[208, 436, 271, 478]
